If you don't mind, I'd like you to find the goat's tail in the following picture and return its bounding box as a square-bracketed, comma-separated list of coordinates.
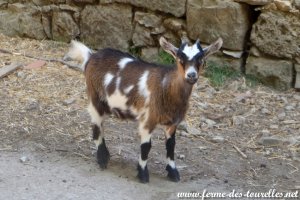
[63, 40, 92, 71]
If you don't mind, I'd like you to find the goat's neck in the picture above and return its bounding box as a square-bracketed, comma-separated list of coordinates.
[164, 70, 193, 104]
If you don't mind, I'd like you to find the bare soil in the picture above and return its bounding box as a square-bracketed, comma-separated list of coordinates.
[0, 34, 299, 200]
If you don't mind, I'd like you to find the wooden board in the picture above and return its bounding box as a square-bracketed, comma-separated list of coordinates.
[0, 63, 22, 79]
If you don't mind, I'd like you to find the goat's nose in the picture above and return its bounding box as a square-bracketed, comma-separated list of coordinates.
[187, 72, 197, 79]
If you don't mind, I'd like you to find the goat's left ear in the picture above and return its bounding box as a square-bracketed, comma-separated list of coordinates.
[203, 38, 223, 58]
[159, 37, 178, 59]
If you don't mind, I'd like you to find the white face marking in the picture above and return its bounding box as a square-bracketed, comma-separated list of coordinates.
[167, 158, 176, 169]
[124, 85, 134, 94]
[118, 57, 133, 70]
[185, 66, 198, 79]
[182, 43, 201, 60]
[104, 73, 114, 87]
[138, 71, 150, 103]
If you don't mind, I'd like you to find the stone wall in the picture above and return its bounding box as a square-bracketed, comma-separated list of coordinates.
[0, 0, 299, 90]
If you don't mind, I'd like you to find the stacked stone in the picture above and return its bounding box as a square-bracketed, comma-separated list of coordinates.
[0, 0, 299, 90]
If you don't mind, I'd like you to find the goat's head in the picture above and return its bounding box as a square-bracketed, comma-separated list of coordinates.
[159, 37, 223, 84]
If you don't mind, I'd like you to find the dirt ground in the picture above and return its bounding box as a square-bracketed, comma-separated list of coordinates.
[0, 34, 299, 200]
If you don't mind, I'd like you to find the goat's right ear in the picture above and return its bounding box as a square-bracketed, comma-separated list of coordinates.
[159, 37, 178, 59]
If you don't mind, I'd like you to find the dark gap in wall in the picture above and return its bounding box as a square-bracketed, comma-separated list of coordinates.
[241, 5, 261, 74]
[292, 63, 296, 88]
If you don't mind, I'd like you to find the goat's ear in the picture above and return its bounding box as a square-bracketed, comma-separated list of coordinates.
[203, 38, 223, 58]
[159, 37, 178, 59]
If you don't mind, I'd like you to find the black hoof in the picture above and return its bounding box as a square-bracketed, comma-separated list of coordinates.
[97, 141, 110, 169]
[137, 164, 149, 183]
[166, 165, 180, 182]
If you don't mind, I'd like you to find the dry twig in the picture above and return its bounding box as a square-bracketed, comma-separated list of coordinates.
[0, 48, 81, 71]
[233, 145, 248, 159]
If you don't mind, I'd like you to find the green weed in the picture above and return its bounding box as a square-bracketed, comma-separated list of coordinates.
[157, 50, 175, 65]
[204, 61, 260, 88]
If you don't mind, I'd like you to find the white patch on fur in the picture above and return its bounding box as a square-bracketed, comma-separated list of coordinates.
[107, 78, 128, 110]
[124, 85, 134, 94]
[162, 76, 168, 87]
[139, 156, 147, 169]
[182, 43, 201, 60]
[87, 102, 103, 127]
[167, 158, 176, 169]
[107, 91, 128, 110]
[185, 66, 198, 79]
[87, 102, 104, 147]
[104, 73, 114, 88]
[118, 57, 133, 70]
[94, 136, 103, 147]
[138, 120, 151, 169]
[138, 110, 151, 143]
[64, 40, 92, 71]
[138, 71, 150, 103]
[116, 77, 121, 88]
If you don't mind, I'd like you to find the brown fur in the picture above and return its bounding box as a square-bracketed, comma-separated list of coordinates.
[85, 48, 194, 133]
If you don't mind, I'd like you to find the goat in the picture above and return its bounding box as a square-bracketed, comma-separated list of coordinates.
[64, 37, 223, 183]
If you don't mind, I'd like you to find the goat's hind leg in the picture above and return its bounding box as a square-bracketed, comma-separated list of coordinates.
[88, 100, 110, 169]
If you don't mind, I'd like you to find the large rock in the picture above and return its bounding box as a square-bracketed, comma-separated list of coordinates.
[251, 11, 300, 59]
[245, 56, 293, 90]
[187, 0, 251, 51]
[207, 55, 243, 72]
[0, 3, 47, 40]
[52, 11, 80, 42]
[81, 4, 132, 50]
[100, 0, 186, 17]
[134, 11, 162, 28]
[132, 24, 155, 47]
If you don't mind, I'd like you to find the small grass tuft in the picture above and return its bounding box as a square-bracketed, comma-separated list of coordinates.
[157, 50, 175, 65]
[204, 61, 260, 88]
[244, 74, 261, 87]
[129, 46, 141, 58]
[204, 61, 240, 87]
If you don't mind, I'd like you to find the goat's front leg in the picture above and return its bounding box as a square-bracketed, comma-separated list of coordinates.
[137, 123, 152, 183]
[165, 125, 180, 182]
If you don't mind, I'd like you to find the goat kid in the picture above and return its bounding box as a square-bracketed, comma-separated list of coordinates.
[64, 37, 222, 183]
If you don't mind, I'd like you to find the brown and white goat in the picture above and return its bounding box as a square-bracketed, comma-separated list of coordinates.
[64, 37, 222, 183]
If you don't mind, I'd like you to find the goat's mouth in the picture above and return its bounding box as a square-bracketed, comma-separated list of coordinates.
[186, 78, 198, 84]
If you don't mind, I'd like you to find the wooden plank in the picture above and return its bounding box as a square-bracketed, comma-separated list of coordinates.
[0, 63, 22, 79]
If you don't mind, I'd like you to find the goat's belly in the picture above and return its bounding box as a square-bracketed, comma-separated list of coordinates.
[111, 108, 136, 120]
